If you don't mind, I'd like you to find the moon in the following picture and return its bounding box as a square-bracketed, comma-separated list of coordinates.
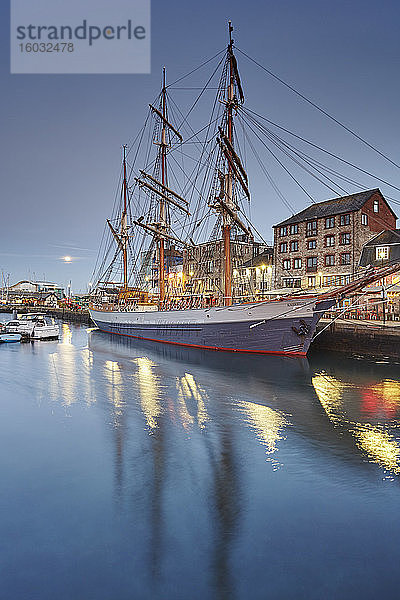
[63, 256, 72, 262]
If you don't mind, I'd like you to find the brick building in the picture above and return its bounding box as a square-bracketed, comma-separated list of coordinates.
[234, 248, 274, 300]
[183, 238, 269, 300]
[273, 189, 397, 290]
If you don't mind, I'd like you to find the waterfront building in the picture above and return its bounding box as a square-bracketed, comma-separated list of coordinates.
[1, 280, 66, 305]
[183, 239, 271, 301]
[8, 280, 65, 298]
[359, 229, 400, 318]
[141, 246, 183, 295]
[273, 189, 397, 290]
[233, 248, 274, 300]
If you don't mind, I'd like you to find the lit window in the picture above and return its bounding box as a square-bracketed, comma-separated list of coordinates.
[376, 246, 389, 260]
[373, 200, 379, 213]
[361, 213, 368, 225]
[308, 276, 316, 287]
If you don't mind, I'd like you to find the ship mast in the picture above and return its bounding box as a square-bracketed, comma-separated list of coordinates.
[105, 146, 130, 294]
[133, 70, 187, 303]
[122, 144, 128, 290]
[223, 22, 235, 306]
[159, 68, 167, 303]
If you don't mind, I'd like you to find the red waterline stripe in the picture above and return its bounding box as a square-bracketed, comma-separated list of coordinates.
[96, 327, 307, 357]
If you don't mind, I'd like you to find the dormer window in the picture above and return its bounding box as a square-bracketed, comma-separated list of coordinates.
[376, 246, 389, 261]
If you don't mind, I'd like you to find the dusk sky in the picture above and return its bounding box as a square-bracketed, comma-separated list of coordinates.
[1, 0, 400, 291]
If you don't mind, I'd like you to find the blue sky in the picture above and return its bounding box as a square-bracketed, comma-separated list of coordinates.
[1, 0, 400, 291]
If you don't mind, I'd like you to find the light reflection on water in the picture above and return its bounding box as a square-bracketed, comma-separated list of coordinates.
[312, 372, 400, 475]
[1, 318, 400, 600]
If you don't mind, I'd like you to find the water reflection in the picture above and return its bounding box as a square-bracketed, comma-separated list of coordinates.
[176, 372, 209, 430]
[49, 322, 76, 406]
[354, 425, 400, 475]
[88, 332, 400, 480]
[3, 315, 400, 599]
[238, 401, 288, 459]
[361, 380, 400, 418]
[134, 357, 161, 430]
[312, 365, 400, 475]
[83, 332, 400, 595]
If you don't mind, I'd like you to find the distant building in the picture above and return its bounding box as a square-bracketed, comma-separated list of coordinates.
[234, 248, 274, 299]
[273, 189, 397, 290]
[42, 293, 59, 307]
[183, 239, 270, 300]
[9, 280, 65, 299]
[141, 246, 183, 294]
[2, 280, 65, 305]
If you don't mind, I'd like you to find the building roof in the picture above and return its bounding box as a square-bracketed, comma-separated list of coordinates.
[242, 249, 273, 268]
[363, 229, 400, 246]
[274, 189, 396, 227]
[359, 229, 400, 267]
[10, 280, 58, 288]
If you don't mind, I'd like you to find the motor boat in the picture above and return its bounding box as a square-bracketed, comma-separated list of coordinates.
[0, 333, 21, 343]
[5, 313, 59, 340]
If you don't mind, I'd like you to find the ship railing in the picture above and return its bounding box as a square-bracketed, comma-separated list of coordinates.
[90, 293, 284, 313]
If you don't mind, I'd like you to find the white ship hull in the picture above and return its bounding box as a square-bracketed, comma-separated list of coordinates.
[90, 296, 334, 356]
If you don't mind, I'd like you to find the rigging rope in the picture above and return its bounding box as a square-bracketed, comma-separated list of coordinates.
[236, 47, 400, 172]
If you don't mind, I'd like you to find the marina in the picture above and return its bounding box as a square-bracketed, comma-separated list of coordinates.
[86, 23, 400, 357]
[3, 6, 400, 599]
[1, 316, 400, 599]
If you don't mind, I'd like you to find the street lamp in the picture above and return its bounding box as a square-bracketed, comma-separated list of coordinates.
[267, 266, 272, 293]
[260, 264, 266, 298]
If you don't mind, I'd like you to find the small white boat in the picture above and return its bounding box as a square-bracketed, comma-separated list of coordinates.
[0, 333, 22, 343]
[5, 313, 59, 340]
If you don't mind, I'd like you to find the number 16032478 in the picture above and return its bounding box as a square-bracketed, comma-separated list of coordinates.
[19, 42, 74, 52]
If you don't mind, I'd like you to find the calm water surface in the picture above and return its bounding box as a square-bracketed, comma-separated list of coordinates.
[1, 318, 400, 599]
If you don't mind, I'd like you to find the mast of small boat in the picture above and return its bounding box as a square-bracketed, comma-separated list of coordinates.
[122, 144, 128, 291]
[223, 22, 235, 307]
[159, 67, 167, 303]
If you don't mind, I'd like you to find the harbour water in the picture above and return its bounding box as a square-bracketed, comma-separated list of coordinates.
[1, 317, 400, 599]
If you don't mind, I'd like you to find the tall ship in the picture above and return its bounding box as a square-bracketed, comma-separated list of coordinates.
[89, 23, 398, 356]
